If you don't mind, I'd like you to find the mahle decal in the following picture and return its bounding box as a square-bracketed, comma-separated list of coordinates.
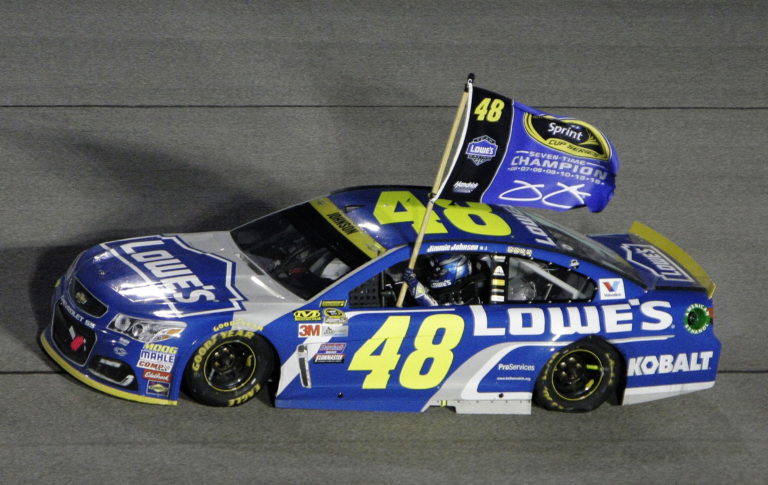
[524, 114, 611, 161]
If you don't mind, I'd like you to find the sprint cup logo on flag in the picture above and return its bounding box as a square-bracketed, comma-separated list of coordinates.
[437, 80, 619, 212]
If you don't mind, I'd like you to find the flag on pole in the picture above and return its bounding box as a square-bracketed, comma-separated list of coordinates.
[436, 80, 619, 212]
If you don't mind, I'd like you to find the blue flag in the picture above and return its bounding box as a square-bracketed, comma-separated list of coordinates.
[436, 81, 619, 212]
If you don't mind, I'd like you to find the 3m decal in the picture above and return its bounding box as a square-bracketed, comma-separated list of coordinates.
[298, 324, 348, 338]
[298, 324, 321, 338]
[348, 314, 465, 390]
[628, 351, 714, 376]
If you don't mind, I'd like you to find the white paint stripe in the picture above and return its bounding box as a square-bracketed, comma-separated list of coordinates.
[623, 381, 715, 405]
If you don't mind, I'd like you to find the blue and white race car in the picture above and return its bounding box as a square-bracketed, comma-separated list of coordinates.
[41, 186, 719, 413]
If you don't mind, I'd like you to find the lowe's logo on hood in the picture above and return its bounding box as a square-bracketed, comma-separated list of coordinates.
[101, 236, 245, 318]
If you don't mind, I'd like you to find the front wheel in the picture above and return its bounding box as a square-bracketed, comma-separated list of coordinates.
[184, 332, 274, 407]
[535, 337, 620, 412]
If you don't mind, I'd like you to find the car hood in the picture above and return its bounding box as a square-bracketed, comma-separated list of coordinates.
[73, 231, 301, 319]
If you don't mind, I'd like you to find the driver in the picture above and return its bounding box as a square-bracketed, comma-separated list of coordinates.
[403, 254, 484, 306]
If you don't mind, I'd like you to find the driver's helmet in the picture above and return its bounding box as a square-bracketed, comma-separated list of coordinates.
[428, 254, 471, 290]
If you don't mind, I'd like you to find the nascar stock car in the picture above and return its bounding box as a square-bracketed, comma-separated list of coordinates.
[40, 186, 719, 413]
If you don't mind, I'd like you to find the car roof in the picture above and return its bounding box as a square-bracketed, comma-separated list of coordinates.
[325, 185, 565, 251]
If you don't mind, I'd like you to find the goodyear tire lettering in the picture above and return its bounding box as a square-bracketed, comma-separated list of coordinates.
[183, 333, 274, 407]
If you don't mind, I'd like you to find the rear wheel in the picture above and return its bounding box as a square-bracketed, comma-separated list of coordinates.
[535, 337, 619, 412]
[184, 332, 273, 407]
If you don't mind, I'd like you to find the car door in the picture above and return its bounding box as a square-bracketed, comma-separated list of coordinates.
[298, 248, 499, 412]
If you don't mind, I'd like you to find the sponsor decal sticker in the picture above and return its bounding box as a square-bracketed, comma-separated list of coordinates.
[320, 300, 347, 308]
[598, 278, 625, 300]
[298, 323, 348, 338]
[113, 346, 128, 357]
[137, 345, 176, 372]
[314, 343, 346, 364]
[294, 310, 322, 322]
[628, 351, 714, 376]
[684, 303, 711, 334]
[323, 308, 348, 325]
[143, 370, 172, 383]
[146, 380, 170, 397]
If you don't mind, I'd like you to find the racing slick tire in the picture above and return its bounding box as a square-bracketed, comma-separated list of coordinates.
[183, 331, 274, 407]
[534, 337, 620, 412]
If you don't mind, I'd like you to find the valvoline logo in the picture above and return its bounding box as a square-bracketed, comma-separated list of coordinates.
[101, 236, 245, 318]
[598, 278, 625, 300]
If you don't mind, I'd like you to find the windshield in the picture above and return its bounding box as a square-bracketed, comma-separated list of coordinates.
[527, 213, 641, 281]
[231, 203, 371, 299]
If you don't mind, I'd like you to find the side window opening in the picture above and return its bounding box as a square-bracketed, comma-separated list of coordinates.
[348, 253, 495, 308]
[349, 261, 411, 308]
[348, 253, 596, 308]
[506, 256, 595, 303]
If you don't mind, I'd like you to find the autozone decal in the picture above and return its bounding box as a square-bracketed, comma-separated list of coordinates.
[474, 300, 673, 336]
[628, 352, 714, 376]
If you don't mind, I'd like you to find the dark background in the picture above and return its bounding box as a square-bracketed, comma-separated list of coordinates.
[1, 2, 765, 483]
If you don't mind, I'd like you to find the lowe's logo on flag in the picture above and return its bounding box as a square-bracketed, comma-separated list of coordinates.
[437, 80, 619, 212]
[465, 136, 498, 165]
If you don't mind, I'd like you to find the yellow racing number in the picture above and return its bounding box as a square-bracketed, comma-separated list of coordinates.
[373, 191, 512, 237]
[348, 314, 465, 390]
[437, 200, 511, 236]
[474, 97, 505, 122]
[347, 315, 409, 389]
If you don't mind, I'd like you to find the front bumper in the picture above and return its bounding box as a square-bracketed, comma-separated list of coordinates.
[40, 295, 178, 406]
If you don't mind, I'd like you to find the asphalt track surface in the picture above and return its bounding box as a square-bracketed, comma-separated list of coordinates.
[1, 2, 766, 483]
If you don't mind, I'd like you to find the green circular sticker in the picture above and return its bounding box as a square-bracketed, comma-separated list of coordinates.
[684, 303, 711, 334]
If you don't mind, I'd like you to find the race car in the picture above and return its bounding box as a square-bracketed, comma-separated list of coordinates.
[40, 185, 719, 413]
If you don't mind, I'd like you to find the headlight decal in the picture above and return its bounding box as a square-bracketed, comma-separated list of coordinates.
[107, 314, 186, 343]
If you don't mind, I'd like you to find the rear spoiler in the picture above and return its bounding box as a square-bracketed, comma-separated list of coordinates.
[629, 222, 716, 298]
